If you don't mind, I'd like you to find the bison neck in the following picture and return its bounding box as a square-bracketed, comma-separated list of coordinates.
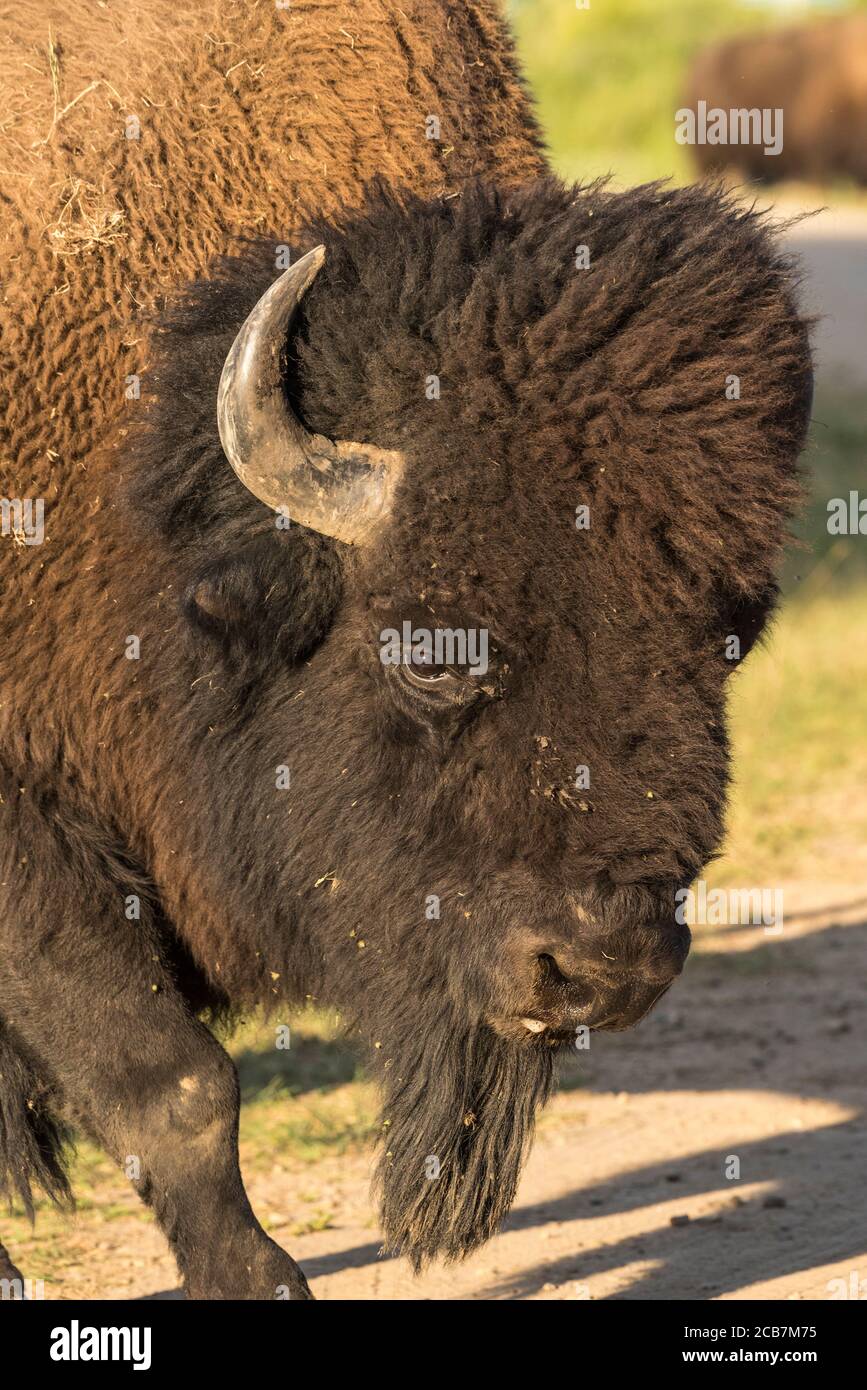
[2, 0, 545, 515]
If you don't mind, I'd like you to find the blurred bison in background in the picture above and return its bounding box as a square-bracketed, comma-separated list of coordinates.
[687, 13, 867, 185]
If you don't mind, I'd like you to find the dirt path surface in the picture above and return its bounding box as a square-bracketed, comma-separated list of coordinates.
[294, 897, 867, 1301]
[22, 885, 867, 1302]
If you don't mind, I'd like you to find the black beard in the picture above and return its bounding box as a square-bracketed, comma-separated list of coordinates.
[371, 1008, 554, 1270]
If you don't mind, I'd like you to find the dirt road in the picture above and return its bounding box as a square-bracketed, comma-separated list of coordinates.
[24, 884, 865, 1302]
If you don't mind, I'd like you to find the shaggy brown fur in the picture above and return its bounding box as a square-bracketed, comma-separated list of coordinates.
[1, 0, 543, 522]
[686, 14, 867, 185]
[0, 2, 812, 1295]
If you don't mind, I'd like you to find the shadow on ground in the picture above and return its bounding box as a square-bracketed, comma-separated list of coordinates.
[143, 904, 867, 1300]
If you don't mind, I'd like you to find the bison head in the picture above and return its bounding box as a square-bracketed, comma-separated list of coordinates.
[138, 178, 812, 1266]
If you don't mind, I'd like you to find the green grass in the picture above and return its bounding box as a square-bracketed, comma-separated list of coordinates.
[712, 387, 867, 885]
[512, 0, 867, 191]
[789, 390, 867, 586]
[228, 1009, 379, 1165]
[712, 583, 867, 884]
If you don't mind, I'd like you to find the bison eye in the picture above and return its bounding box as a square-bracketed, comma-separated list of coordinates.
[386, 633, 504, 717]
[399, 644, 463, 697]
[402, 664, 456, 688]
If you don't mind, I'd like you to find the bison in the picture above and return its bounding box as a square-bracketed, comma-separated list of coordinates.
[685, 13, 867, 186]
[0, 0, 812, 1298]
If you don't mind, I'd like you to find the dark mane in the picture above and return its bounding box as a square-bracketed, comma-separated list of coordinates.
[130, 177, 813, 648]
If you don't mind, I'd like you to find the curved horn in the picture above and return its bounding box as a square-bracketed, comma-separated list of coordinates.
[217, 245, 403, 545]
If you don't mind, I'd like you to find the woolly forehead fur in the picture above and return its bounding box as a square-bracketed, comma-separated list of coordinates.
[306, 178, 811, 600]
[142, 176, 813, 630]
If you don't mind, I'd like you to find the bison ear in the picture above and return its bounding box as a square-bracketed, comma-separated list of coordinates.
[187, 575, 248, 628]
[182, 534, 343, 665]
[183, 558, 263, 636]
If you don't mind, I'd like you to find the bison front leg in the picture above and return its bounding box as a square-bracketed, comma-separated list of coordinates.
[116, 1029, 313, 1301]
[125, 1036, 313, 1301]
[0, 793, 312, 1301]
[0, 1240, 26, 1299]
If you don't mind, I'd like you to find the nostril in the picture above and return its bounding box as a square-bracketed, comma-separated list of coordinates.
[534, 951, 606, 1024]
[527, 940, 605, 1018]
[536, 952, 574, 988]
